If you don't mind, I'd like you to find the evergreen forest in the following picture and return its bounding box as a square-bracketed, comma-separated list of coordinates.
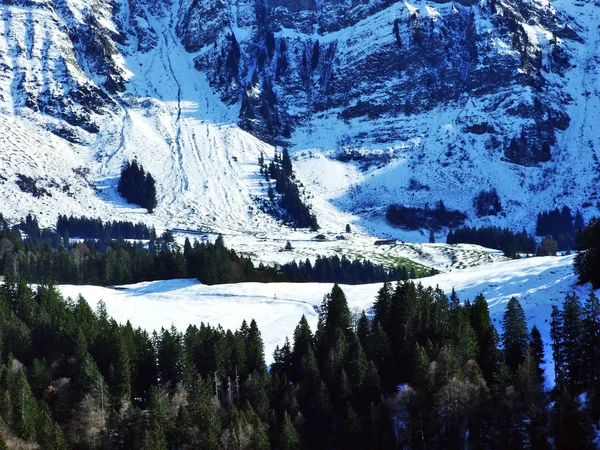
[0, 278, 599, 449]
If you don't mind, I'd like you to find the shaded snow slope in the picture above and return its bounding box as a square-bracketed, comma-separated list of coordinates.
[58, 254, 596, 382]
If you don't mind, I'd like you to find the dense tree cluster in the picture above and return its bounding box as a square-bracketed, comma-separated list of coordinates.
[536, 206, 584, 251]
[0, 276, 597, 449]
[0, 279, 271, 449]
[473, 188, 503, 217]
[549, 291, 600, 444]
[447, 226, 537, 257]
[574, 217, 600, 288]
[117, 160, 158, 213]
[279, 255, 432, 284]
[56, 215, 153, 240]
[258, 150, 319, 230]
[386, 201, 466, 231]
[0, 221, 267, 286]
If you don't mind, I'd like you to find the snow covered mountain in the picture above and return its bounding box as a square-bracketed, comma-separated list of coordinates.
[0, 0, 599, 242]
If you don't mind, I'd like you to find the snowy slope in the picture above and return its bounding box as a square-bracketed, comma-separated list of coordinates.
[0, 0, 598, 257]
[58, 253, 596, 382]
[0, 0, 283, 235]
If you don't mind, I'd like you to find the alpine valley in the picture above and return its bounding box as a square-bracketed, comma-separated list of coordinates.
[3, 0, 600, 448]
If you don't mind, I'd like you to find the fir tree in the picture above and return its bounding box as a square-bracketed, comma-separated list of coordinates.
[502, 297, 528, 372]
[470, 294, 498, 382]
[279, 412, 300, 450]
[529, 326, 545, 384]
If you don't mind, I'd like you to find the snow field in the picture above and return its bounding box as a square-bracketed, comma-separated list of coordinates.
[58, 254, 597, 385]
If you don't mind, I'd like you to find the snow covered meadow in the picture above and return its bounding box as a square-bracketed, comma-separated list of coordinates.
[58, 252, 597, 383]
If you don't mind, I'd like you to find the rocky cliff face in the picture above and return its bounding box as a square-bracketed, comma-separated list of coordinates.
[175, 0, 579, 166]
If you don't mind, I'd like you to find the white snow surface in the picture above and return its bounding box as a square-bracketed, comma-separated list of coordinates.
[58, 253, 597, 383]
[0, 0, 598, 259]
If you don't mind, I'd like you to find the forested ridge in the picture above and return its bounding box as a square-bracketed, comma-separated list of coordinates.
[0, 276, 599, 448]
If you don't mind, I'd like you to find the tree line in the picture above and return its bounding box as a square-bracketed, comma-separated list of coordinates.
[279, 255, 433, 283]
[447, 226, 537, 257]
[0, 214, 418, 286]
[56, 215, 154, 240]
[0, 275, 599, 448]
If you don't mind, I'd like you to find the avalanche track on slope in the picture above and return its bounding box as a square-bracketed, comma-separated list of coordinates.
[93, 5, 283, 233]
[0, 0, 298, 235]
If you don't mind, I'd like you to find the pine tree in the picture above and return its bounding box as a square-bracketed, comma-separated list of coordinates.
[109, 334, 131, 409]
[141, 421, 168, 450]
[292, 315, 313, 382]
[318, 284, 352, 356]
[561, 293, 583, 391]
[356, 310, 371, 351]
[470, 294, 498, 382]
[574, 210, 585, 231]
[37, 404, 68, 450]
[281, 149, 293, 177]
[387, 281, 418, 383]
[517, 346, 550, 450]
[550, 305, 563, 381]
[551, 386, 595, 450]
[246, 319, 267, 376]
[574, 218, 600, 288]
[502, 297, 528, 372]
[370, 323, 392, 390]
[529, 326, 545, 384]
[373, 280, 393, 327]
[279, 412, 300, 450]
[145, 174, 158, 213]
[148, 386, 173, 440]
[582, 291, 600, 388]
[0, 428, 7, 450]
[10, 368, 38, 441]
[185, 376, 221, 450]
[346, 335, 368, 393]
[156, 326, 183, 389]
